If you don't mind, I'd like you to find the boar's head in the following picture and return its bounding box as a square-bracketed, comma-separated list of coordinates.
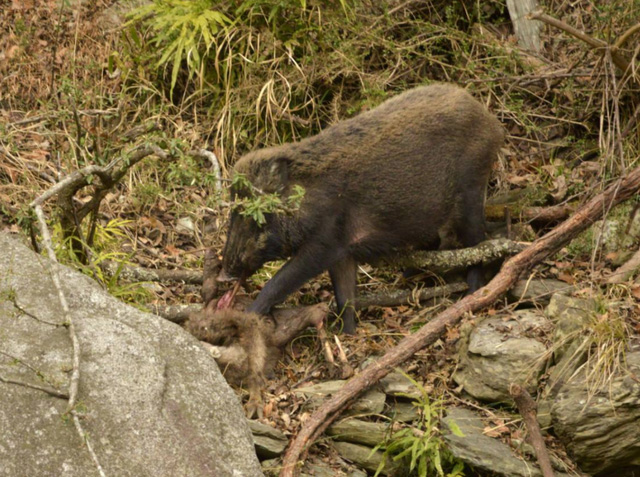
[220, 155, 290, 281]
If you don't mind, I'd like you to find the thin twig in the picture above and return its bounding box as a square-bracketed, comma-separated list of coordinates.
[73, 413, 107, 477]
[31, 205, 80, 413]
[0, 350, 60, 387]
[30, 180, 108, 473]
[0, 374, 69, 400]
[9, 298, 64, 327]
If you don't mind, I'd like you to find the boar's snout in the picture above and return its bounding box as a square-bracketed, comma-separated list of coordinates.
[216, 268, 237, 283]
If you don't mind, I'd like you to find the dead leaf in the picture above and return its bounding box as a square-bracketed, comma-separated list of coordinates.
[557, 270, 575, 284]
[165, 244, 180, 256]
[484, 419, 509, 437]
[445, 326, 460, 342]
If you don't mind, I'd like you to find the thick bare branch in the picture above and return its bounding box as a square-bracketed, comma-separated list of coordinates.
[101, 261, 203, 285]
[384, 238, 527, 273]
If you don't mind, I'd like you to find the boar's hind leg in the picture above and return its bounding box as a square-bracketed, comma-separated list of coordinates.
[329, 257, 358, 334]
[247, 244, 344, 317]
[456, 188, 487, 293]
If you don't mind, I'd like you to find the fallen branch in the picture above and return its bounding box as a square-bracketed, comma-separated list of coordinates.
[152, 283, 468, 323]
[280, 164, 640, 476]
[529, 11, 632, 73]
[354, 282, 467, 309]
[511, 384, 555, 477]
[101, 260, 203, 285]
[127, 239, 521, 288]
[53, 143, 168, 260]
[31, 186, 106, 474]
[384, 238, 527, 273]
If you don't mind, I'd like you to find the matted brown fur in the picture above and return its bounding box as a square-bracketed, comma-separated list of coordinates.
[185, 309, 279, 398]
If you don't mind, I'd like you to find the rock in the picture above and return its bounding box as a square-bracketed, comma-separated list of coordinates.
[452, 310, 550, 402]
[176, 216, 196, 235]
[384, 400, 418, 423]
[295, 380, 385, 416]
[332, 442, 398, 476]
[301, 461, 367, 477]
[379, 370, 420, 398]
[507, 278, 575, 306]
[443, 408, 569, 477]
[546, 293, 595, 361]
[550, 352, 640, 475]
[510, 439, 571, 474]
[544, 294, 596, 395]
[261, 458, 281, 476]
[327, 418, 388, 447]
[248, 420, 288, 459]
[0, 233, 262, 477]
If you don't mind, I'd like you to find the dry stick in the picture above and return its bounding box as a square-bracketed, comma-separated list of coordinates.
[101, 261, 204, 285]
[280, 164, 640, 477]
[354, 282, 468, 309]
[510, 384, 555, 477]
[32, 204, 106, 477]
[528, 11, 631, 73]
[189, 149, 222, 193]
[613, 22, 640, 52]
[485, 203, 576, 223]
[25, 147, 169, 477]
[31, 206, 81, 413]
[0, 374, 69, 400]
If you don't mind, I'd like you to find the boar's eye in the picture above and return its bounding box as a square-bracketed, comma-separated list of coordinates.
[222, 212, 272, 278]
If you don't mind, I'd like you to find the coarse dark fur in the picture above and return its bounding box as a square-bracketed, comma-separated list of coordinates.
[221, 83, 505, 334]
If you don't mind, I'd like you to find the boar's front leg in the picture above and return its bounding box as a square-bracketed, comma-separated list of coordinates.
[247, 243, 346, 319]
[456, 187, 488, 293]
[329, 257, 357, 334]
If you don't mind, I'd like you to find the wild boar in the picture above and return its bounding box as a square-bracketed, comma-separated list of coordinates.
[220, 83, 504, 334]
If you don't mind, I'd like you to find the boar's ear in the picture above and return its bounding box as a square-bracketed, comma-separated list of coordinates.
[267, 156, 289, 191]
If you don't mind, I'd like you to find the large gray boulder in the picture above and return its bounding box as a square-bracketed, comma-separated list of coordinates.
[0, 233, 262, 476]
